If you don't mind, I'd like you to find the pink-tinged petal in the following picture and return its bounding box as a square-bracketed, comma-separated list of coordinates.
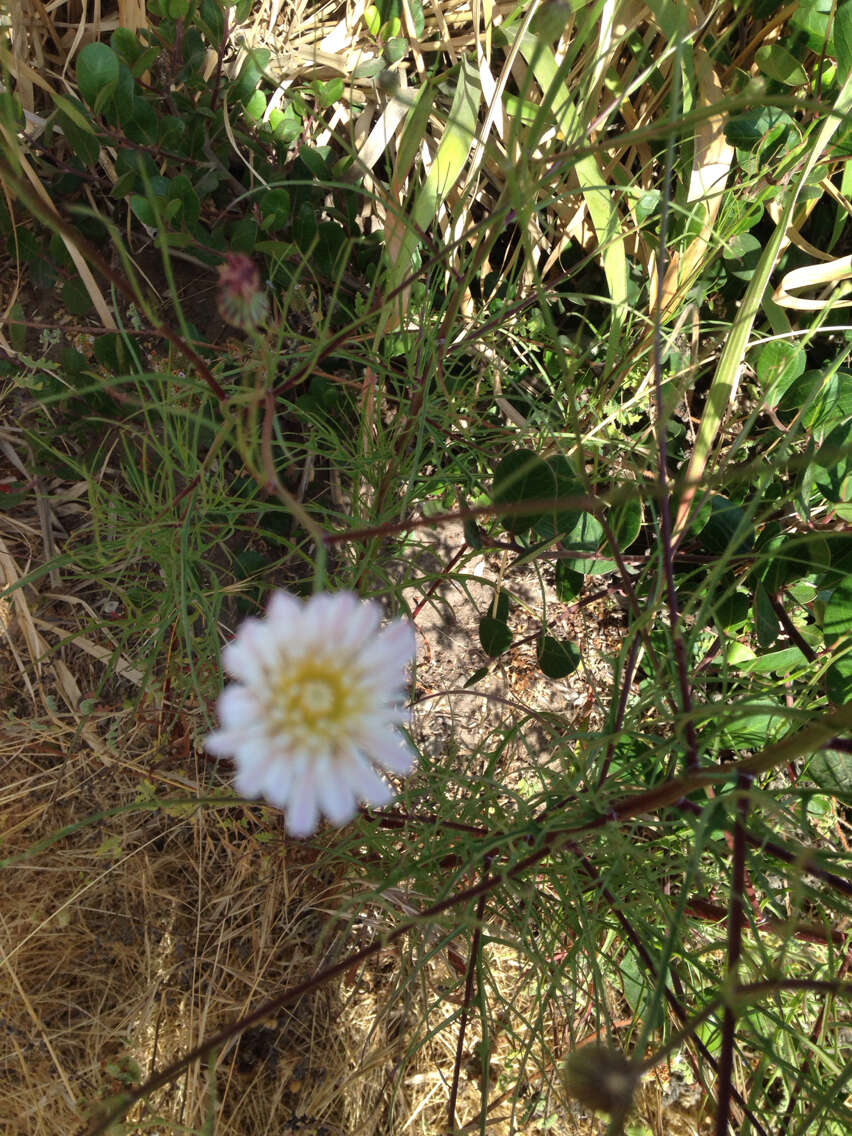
[221, 638, 264, 684]
[332, 598, 382, 654]
[233, 764, 269, 800]
[367, 733, 416, 776]
[204, 730, 239, 757]
[217, 685, 260, 729]
[287, 767, 321, 837]
[206, 721, 269, 758]
[233, 737, 278, 771]
[342, 753, 394, 808]
[255, 755, 297, 808]
[235, 617, 283, 670]
[317, 774, 358, 826]
[358, 620, 416, 675]
[265, 590, 303, 635]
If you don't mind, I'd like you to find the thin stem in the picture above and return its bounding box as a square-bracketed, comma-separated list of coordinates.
[716, 773, 751, 1136]
[448, 887, 488, 1132]
[651, 22, 699, 771]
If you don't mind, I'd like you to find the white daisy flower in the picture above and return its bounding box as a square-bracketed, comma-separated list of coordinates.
[205, 590, 417, 838]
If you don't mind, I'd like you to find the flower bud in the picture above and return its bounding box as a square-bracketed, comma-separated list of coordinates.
[559, 1044, 639, 1116]
[217, 252, 270, 331]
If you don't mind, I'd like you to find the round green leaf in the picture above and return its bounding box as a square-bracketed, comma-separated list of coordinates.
[609, 498, 642, 551]
[384, 37, 407, 64]
[364, 4, 381, 35]
[762, 534, 829, 592]
[61, 277, 93, 316]
[776, 369, 852, 433]
[130, 194, 156, 226]
[722, 233, 762, 281]
[721, 704, 787, 747]
[492, 449, 555, 535]
[725, 106, 793, 149]
[808, 746, 852, 791]
[486, 592, 510, 623]
[714, 589, 751, 632]
[823, 574, 852, 645]
[555, 561, 584, 602]
[826, 653, 852, 703]
[790, 0, 833, 53]
[697, 495, 754, 557]
[813, 421, 852, 506]
[757, 340, 806, 400]
[233, 48, 271, 105]
[77, 43, 120, 112]
[244, 89, 266, 121]
[836, 0, 852, 73]
[563, 510, 605, 557]
[407, 0, 425, 36]
[532, 455, 583, 541]
[538, 635, 580, 678]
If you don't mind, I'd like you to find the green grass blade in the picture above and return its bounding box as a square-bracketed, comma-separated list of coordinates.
[676, 69, 852, 535]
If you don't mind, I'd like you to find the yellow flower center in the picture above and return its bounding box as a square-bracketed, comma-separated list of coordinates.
[300, 678, 336, 717]
[268, 661, 362, 752]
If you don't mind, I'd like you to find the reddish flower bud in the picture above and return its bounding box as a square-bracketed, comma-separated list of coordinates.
[217, 252, 270, 330]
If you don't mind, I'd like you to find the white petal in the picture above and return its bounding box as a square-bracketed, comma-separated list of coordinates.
[221, 639, 263, 685]
[232, 737, 278, 772]
[342, 753, 394, 808]
[358, 620, 416, 677]
[204, 729, 238, 757]
[223, 619, 270, 676]
[233, 764, 268, 800]
[256, 755, 297, 808]
[318, 775, 358, 826]
[334, 597, 382, 653]
[286, 766, 321, 837]
[266, 591, 303, 636]
[368, 733, 416, 776]
[217, 685, 260, 729]
[307, 592, 360, 648]
[363, 706, 411, 730]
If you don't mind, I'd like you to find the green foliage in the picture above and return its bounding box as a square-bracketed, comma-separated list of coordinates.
[3, 2, 852, 1133]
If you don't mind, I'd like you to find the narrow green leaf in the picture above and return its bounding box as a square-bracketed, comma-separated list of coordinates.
[836, 0, 852, 74]
[679, 64, 852, 533]
[514, 30, 628, 369]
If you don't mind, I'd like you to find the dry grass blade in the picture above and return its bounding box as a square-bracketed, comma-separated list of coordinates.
[773, 254, 852, 310]
[656, 45, 733, 313]
[674, 65, 852, 537]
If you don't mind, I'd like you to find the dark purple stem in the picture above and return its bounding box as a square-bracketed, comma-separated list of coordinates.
[768, 591, 817, 663]
[651, 61, 699, 771]
[448, 888, 488, 1132]
[716, 773, 751, 1135]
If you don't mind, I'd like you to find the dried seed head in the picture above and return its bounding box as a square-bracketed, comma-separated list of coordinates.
[559, 1045, 639, 1115]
